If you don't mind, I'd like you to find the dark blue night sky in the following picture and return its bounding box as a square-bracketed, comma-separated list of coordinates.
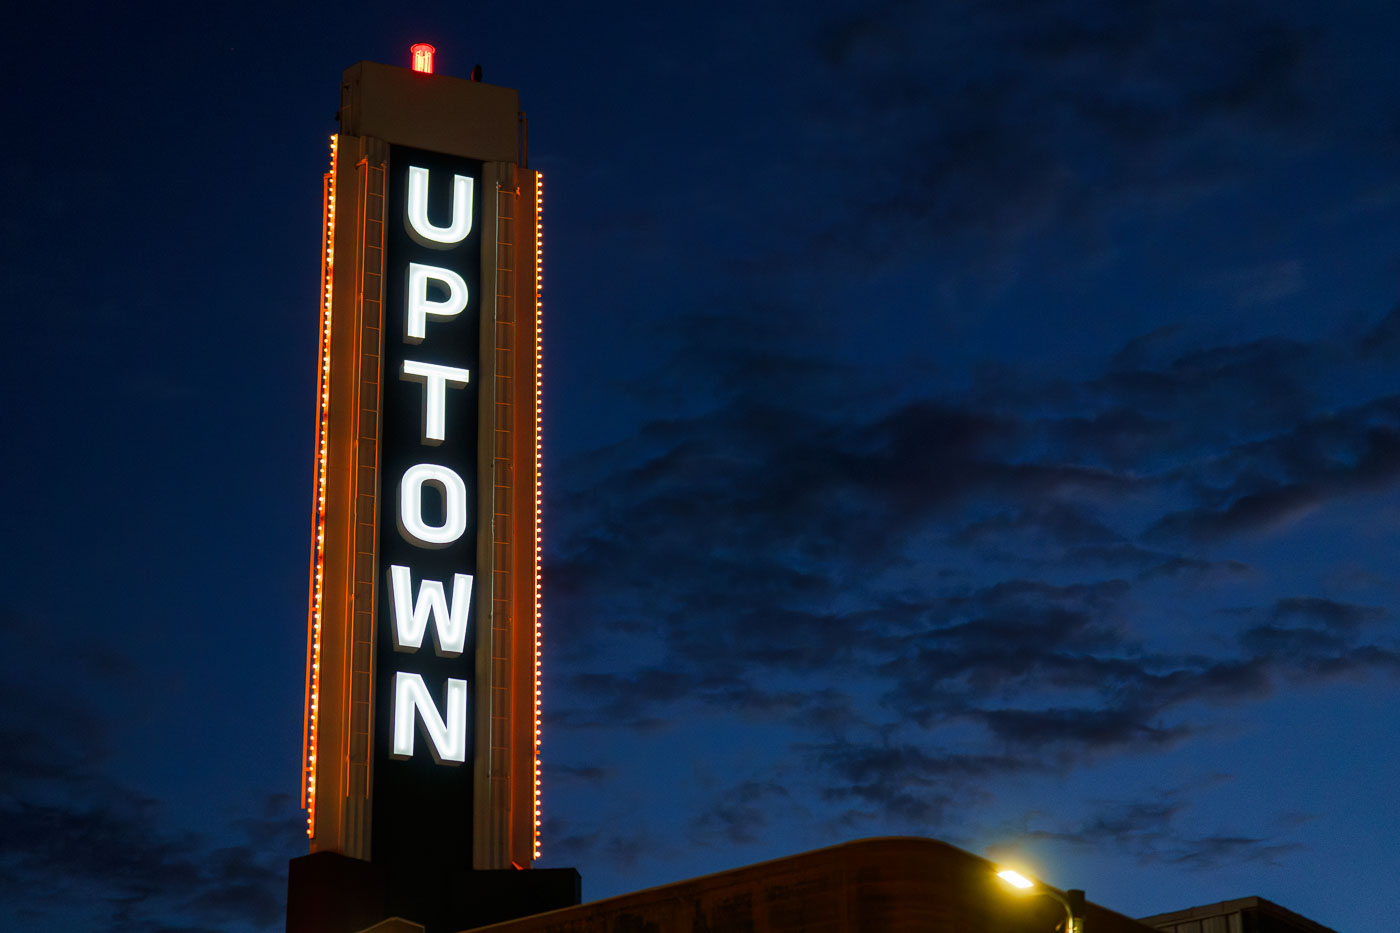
[4, 2, 1399, 931]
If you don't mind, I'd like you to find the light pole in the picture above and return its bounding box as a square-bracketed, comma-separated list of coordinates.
[995, 869, 1084, 933]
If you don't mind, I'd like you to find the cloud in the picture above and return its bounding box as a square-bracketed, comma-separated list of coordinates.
[1147, 396, 1400, 543]
[1357, 304, 1400, 359]
[542, 821, 660, 872]
[1149, 484, 1323, 542]
[978, 706, 1186, 750]
[1006, 789, 1306, 869]
[544, 294, 1400, 843]
[0, 784, 302, 933]
[0, 612, 302, 933]
[1233, 597, 1399, 680]
[1166, 836, 1304, 869]
[810, 742, 1017, 827]
[689, 781, 791, 847]
[780, 0, 1321, 276]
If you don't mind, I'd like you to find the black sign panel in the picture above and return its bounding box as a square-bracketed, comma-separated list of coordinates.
[373, 144, 483, 873]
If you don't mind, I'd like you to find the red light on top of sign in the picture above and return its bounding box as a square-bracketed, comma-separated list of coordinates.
[411, 43, 435, 74]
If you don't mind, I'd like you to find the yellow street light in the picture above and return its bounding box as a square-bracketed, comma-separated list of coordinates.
[997, 869, 1036, 889]
[994, 868, 1084, 933]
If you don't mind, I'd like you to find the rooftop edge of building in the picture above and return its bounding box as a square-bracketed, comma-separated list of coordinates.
[340, 59, 522, 163]
[1139, 896, 1341, 933]
[461, 836, 1158, 933]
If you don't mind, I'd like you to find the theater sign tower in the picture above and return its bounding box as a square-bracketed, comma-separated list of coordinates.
[289, 48, 577, 933]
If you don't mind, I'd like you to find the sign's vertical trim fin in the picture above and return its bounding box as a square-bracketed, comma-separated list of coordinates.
[532, 171, 543, 859]
[305, 133, 338, 838]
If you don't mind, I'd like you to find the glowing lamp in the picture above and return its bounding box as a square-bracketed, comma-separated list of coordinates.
[995, 868, 1085, 933]
[411, 43, 435, 74]
[997, 869, 1035, 889]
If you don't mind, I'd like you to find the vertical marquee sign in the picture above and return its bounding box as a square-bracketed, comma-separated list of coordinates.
[302, 59, 542, 877]
[372, 145, 483, 869]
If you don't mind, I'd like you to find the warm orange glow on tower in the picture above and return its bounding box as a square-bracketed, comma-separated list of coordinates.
[532, 172, 544, 859]
[302, 132, 338, 838]
[410, 43, 435, 74]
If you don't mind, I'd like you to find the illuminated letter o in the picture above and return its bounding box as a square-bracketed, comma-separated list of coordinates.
[398, 463, 468, 548]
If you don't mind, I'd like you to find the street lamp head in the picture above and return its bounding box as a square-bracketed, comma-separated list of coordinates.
[994, 868, 1081, 933]
[997, 869, 1036, 890]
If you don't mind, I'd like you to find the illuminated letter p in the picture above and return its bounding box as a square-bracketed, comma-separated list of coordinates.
[406, 263, 468, 343]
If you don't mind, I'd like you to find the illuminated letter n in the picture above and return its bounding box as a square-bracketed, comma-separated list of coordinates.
[390, 672, 468, 764]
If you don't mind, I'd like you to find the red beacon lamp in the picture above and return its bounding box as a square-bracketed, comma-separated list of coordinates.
[410, 42, 435, 74]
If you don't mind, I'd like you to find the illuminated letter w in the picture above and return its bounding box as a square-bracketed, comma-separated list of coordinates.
[387, 564, 473, 657]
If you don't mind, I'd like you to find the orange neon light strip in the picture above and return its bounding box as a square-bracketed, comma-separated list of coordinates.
[533, 172, 543, 859]
[303, 133, 338, 838]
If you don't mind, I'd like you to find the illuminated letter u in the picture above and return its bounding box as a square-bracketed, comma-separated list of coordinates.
[406, 166, 473, 246]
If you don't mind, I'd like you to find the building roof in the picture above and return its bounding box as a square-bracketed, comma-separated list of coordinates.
[1140, 896, 1340, 933]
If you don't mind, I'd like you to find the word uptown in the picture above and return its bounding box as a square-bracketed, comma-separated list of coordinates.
[388, 164, 476, 765]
